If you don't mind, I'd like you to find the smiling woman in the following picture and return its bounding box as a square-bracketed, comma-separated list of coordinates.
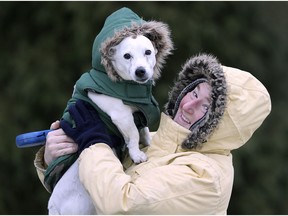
[173, 82, 212, 129]
[165, 54, 227, 150]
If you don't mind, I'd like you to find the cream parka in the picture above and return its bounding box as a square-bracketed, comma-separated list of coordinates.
[34, 65, 271, 214]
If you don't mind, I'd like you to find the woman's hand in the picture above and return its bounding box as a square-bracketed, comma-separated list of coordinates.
[60, 100, 119, 154]
[44, 120, 78, 166]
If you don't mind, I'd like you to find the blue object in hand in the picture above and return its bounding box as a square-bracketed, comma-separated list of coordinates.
[16, 129, 52, 148]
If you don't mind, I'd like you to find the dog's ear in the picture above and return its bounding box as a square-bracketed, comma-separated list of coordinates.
[154, 48, 158, 55]
[150, 40, 158, 55]
[108, 47, 116, 59]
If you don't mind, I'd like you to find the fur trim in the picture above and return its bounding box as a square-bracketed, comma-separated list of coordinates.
[101, 21, 174, 82]
[164, 53, 227, 149]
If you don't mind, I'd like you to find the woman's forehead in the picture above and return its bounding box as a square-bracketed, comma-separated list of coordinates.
[196, 82, 212, 103]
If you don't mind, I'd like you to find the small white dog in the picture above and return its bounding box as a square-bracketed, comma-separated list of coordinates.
[48, 35, 158, 214]
[88, 34, 157, 163]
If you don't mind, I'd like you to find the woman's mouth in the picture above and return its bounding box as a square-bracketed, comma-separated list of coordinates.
[181, 113, 191, 124]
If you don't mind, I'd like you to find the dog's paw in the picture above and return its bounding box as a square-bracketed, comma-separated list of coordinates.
[130, 149, 147, 164]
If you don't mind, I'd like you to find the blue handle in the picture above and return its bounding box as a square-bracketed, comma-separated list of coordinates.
[16, 129, 52, 148]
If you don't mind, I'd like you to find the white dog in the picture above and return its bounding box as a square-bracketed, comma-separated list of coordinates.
[88, 35, 157, 163]
[48, 35, 158, 214]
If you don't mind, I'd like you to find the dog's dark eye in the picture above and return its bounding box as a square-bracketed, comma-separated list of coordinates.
[145, 50, 152, 55]
[124, 53, 131, 59]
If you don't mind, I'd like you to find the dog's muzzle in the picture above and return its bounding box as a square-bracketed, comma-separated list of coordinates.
[135, 67, 149, 83]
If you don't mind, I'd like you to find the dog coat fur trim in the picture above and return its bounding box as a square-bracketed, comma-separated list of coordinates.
[92, 7, 174, 83]
[164, 53, 227, 150]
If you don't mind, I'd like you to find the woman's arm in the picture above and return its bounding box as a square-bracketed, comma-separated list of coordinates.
[34, 120, 78, 191]
[79, 144, 223, 215]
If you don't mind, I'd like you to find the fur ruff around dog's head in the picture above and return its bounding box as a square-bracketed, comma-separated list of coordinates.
[164, 53, 227, 150]
[93, 8, 174, 82]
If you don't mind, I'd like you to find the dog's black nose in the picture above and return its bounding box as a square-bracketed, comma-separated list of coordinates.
[135, 67, 146, 78]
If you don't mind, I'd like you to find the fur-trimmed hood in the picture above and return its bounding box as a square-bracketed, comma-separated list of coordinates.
[164, 53, 227, 150]
[91, 7, 174, 82]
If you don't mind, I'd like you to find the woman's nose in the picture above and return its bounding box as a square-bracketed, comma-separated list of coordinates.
[182, 99, 200, 113]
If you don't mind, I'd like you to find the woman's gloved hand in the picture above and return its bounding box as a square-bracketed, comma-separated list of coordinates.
[60, 99, 118, 154]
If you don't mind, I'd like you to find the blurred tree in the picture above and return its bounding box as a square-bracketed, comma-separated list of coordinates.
[0, 1, 286, 214]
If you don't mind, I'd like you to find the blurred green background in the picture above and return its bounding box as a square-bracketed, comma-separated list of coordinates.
[1, 1, 287, 214]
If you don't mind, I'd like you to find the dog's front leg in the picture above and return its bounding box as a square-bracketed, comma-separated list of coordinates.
[88, 92, 147, 163]
[111, 110, 148, 163]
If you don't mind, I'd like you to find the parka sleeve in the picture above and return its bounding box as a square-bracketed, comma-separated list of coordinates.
[34, 146, 51, 193]
[78, 143, 227, 214]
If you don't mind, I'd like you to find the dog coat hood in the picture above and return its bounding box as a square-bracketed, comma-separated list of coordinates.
[164, 54, 227, 150]
[92, 7, 173, 81]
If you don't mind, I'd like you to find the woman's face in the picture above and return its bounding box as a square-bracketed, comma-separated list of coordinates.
[173, 82, 212, 129]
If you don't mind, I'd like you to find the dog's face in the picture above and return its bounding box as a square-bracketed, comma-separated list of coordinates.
[110, 35, 157, 83]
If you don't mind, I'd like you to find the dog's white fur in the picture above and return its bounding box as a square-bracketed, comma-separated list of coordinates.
[110, 35, 156, 83]
[88, 35, 157, 163]
[48, 35, 158, 214]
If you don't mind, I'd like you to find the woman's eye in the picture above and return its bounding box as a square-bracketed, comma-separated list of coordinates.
[124, 53, 131, 59]
[192, 91, 198, 98]
[203, 104, 210, 112]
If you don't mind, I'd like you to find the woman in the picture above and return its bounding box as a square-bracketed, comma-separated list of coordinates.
[35, 54, 271, 214]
